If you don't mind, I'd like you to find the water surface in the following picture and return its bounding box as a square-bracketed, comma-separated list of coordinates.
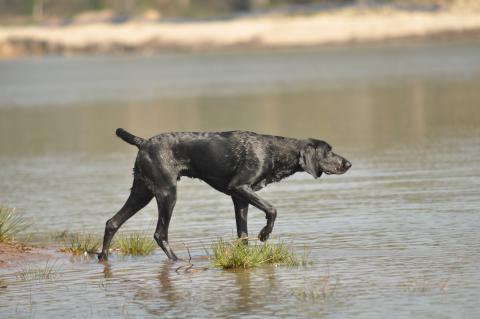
[0, 41, 479, 318]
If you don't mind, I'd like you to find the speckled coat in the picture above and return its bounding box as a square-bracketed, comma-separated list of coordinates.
[98, 129, 351, 261]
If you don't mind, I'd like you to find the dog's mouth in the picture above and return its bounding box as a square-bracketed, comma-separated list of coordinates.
[324, 165, 351, 175]
[324, 170, 340, 175]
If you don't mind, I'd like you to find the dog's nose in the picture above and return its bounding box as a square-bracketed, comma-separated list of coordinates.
[343, 159, 352, 170]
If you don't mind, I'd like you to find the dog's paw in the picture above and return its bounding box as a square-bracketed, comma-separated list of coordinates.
[97, 252, 108, 262]
[258, 227, 271, 242]
[238, 237, 249, 245]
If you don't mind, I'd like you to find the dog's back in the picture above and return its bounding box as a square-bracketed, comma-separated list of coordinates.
[158, 131, 249, 182]
[128, 130, 301, 192]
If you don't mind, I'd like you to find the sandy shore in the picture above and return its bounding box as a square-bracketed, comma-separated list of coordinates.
[0, 242, 54, 269]
[1, 6, 480, 57]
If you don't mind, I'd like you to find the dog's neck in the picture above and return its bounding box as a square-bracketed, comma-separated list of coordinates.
[266, 139, 303, 182]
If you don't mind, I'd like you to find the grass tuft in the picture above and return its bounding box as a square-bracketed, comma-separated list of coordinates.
[16, 260, 59, 281]
[0, 206, 30, 242]
[59, 232, 101, 255]
[115, 232, 156, 256]
[211, 238, 302, 269]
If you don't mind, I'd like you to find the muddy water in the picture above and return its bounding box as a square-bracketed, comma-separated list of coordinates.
[1, 41, 480, 318]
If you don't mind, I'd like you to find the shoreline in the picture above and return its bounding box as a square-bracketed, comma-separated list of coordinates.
[1, 7, 480, 58]
[0, 242, 55, 269]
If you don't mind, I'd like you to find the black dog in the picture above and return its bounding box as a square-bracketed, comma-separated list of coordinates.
[98, 129, 351, 261]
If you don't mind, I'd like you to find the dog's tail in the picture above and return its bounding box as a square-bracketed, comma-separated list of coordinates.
[116, 128, 146, 148]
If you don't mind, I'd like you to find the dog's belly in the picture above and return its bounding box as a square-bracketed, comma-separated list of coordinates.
[199, 176, 230, 194]
[180, 169, 231, 195]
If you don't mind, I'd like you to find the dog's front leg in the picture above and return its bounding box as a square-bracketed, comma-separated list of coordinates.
[232, 196, 249, 242]
[228, 184, 276, 242]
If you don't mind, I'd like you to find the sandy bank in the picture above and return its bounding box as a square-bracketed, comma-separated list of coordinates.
[0, 242, 54, 269]
[1, 7, 480, 57]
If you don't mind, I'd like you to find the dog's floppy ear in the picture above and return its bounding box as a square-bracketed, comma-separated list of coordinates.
[299, 143, 321, 179]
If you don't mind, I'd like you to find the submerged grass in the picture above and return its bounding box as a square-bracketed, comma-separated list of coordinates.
[59, 232, 101, 255]
[295, 275, 340, 302]
[115, 232, 156, 256]
[0, 206, 30, 242]
[401, 275, 450, 294]
[16, 260, 59, 281]
[212, 239, 303, 269]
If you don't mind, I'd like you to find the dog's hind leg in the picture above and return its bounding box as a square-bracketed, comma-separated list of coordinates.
[232, 196, 249, 242]
[99, 178, 153, 261]
[153, 183, 178, 261]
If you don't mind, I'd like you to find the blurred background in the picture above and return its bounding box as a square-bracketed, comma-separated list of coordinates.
[1, 0, 479, 154]
[0, 0, 474, 22]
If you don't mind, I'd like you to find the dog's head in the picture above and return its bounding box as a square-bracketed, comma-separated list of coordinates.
[299, 139, 351, 178]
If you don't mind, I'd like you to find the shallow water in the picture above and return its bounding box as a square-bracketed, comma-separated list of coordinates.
[0, 41, 479, 318]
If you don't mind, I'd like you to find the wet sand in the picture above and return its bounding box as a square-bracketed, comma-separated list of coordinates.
[0, 242, 54, 269]
[1, 6, 480, 57]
